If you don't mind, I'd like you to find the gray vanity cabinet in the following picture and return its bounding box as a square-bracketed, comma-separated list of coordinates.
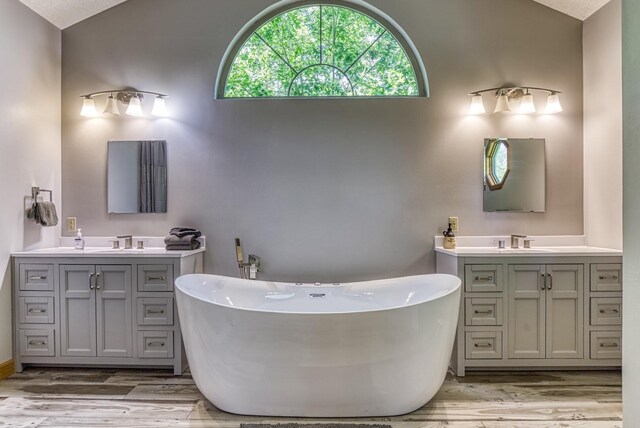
[508, 264, 583, 360]
[437, 252, 621, 376]
[13, 251, 204, 374]
[60, 265, 132, 358]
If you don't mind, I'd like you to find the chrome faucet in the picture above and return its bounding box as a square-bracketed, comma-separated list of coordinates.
[235, 238, 262, 279]
[510, 234, 527, 249]
[117, 235, 134, 250]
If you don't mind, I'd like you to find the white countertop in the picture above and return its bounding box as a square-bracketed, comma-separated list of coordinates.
[435, 246, 622, 257]
[12, 246, 205, 258]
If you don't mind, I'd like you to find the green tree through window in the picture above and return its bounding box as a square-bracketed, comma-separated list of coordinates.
[223, 4, 420, 98]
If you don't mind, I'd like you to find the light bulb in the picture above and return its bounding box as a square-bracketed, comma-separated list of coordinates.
[103, 94, 120, 115]
[151, 96, 167, 117]
[520, 92, 536, 114]
[494, 93, 511, 113]
[80, 97, 97, 117]
[126, 95, 144, 117]
[468, 94, 485, 115]
[545, 92, 563, 114]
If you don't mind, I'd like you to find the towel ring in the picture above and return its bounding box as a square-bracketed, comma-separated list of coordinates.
[32, 187, 53, 202]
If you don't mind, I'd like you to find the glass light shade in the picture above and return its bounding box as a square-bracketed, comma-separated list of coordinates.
[126, 96, 144, 117]
[103, 95, 120, 115]
[494, 94, 511, 113]
[80, 97, 98, 117]
[151, 96, 167, 117]
[520, 93, 536, 114]
[545, 93, 563, 114]
[468, 94, 485, 115]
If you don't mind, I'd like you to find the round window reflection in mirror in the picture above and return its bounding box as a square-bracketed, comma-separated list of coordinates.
[484, 139, 511, 191]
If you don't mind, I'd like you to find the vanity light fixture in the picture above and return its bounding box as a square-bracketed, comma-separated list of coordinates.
[79, 89, 169, 118]
[468, 86, 563, 115]
[80, 96, 98, 117]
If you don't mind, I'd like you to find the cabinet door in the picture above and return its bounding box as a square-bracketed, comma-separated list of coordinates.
[508, 265, 546, 359]
[546, 264, 584, 359]
[96, 265, 132, 358]
[60, 265, 96, 357]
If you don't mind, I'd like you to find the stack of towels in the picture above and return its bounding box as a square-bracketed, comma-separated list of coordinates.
[165, 227, 201, 251]
[27, 201, 58, 227]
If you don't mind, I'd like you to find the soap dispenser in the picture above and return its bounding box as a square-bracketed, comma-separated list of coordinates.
[443, 223, 456, 250]
[74, 228, 85, 250]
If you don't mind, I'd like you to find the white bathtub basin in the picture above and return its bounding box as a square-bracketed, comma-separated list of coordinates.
[175, 273, 461, 417]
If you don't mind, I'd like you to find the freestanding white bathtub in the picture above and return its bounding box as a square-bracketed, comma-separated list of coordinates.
[175, 274, 461, 417]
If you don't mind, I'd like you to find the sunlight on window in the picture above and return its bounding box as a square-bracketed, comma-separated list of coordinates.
[223, 5, 420, 98]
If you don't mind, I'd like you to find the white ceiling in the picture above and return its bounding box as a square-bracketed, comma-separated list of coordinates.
[18, 0, 611, 30]
[532, 0, 612, 20]
[18, 0, 127, 29]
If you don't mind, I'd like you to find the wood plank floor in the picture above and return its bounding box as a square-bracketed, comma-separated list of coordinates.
[0, 368, 622, 427]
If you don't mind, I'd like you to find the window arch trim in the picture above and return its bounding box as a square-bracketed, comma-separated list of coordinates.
[215, 0, 430, 99]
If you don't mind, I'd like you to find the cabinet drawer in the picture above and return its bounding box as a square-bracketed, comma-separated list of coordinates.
[465, 298, 503, 326]
[465, 331, 502, 360]
[19, 264, 54, 292]
[591, 298, 622, 326]
[19, 329, 54, 356]
[137, 265, 174, 292]
[590, 331, 622, 360]
[138, 330, 174, 358]
[137, 298, 174, 326]
[19, 297, 54, 324]
[590, 264, 622, 292]
[465, 265, 503, 293]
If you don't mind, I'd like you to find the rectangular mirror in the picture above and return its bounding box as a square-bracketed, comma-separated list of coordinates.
[483, 138, 545, 213]
[107, 140, 167, 214]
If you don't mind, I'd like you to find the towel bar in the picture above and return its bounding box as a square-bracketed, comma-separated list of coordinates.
[31, 187, 52, 202]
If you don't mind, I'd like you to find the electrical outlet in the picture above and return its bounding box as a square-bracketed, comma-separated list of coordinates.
[66, 217, 77, 232]
[448, 217, 459, 232]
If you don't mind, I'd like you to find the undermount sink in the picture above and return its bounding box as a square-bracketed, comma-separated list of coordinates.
[498, 248, 557, 253]
[85, 248, 168, 254]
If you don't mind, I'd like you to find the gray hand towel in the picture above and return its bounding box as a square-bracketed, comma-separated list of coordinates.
[166, 242, 201, 251]
[170, 227, 202, 238]
[35, 201, 58, 227]
[165, 234, 199, 246]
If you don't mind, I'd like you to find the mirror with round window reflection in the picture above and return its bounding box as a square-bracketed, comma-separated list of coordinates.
[483, 138, 545, 213]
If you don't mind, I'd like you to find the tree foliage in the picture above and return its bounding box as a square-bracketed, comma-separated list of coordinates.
[224, 5, 419, 98]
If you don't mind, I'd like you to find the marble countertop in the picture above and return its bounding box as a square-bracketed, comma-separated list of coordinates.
[12, 246, 205, 258]
[435, 246, 622, 257]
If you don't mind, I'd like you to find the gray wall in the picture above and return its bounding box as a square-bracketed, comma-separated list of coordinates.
[61, 0, 584, 282]
[622, 0, 640, 423]
[0, 1, 61, 362]
[583, 0, 622, 249]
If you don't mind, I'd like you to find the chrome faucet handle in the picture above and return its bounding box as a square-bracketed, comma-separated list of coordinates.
[496, 239, 506, 249]
[248, 254, 262, 272]
[117, 235, 134, 249]
[523, 239, 534, 249]
[109, 240, 120, 250]
[510, 234, 527, 249]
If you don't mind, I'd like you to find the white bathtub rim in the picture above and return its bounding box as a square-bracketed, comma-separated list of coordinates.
[175, 273, 461, 316]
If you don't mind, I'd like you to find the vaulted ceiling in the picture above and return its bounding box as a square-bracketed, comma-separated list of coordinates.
[18, 0, 611, 29]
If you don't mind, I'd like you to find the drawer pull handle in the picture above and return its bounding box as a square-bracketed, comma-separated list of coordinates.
[148, 341, 165, 347]
[474, 276, 493, 282]
[147, 309, 165, 315]
[600, 309, 620, 314]
[29, 275, 47, 280]
[28, 340, 46, 346]
[599, 275, 619, 280]
[474, 343, 493, 348]
[600, 343, 619, 348]
[28, 309, 46, 314]
[147, 275, 166, 281]
[474, 309, 493, 315]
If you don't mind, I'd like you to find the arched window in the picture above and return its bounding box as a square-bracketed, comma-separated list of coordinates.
[216, 1, 428, 98]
